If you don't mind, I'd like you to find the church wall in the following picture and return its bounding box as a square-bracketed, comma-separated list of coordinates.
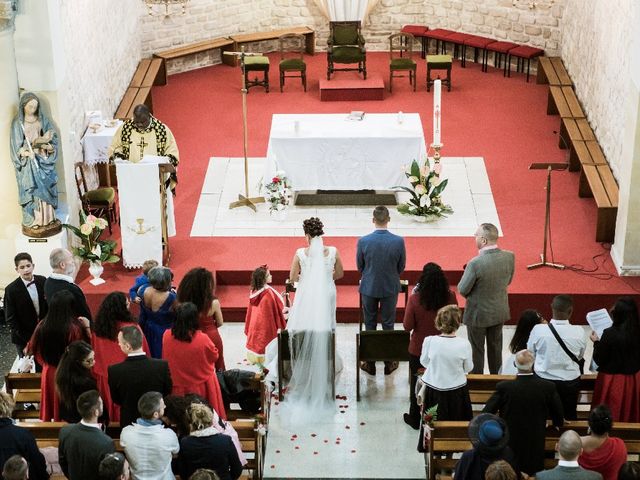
[140, 0, 564, 75]
[559, 0, 636, 179]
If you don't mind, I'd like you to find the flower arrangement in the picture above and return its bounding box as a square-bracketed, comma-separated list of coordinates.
[421, 404, 438, 452]
[393, 156, 453, 221]
[63, 211, 119, 264]
[262, 171, 292, 213]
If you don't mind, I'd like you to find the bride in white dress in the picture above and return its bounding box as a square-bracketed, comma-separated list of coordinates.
[267, 217, 344, 424]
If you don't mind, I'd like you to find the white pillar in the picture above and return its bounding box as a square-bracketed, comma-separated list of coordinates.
[0, 1, 23, 286]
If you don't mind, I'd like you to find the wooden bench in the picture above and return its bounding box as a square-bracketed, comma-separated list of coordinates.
[228, 26, 315, 67]
[537, 56, 572, 87]
[5, 372, 41, 420]
[547, 85, 585, 119]
[560, 118, 597, 171]
[154, 36, 236, 67]
[427, 420, 640, 480]
[23, 419, 262, 480]
[579, 164, 619, 243]
[114, 58, 166, 119]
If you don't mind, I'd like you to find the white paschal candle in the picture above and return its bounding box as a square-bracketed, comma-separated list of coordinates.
[433, 79, 441, 146]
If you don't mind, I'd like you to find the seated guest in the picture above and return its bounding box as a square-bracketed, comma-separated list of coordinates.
[402, 262, 457, 429]
[56, 340, 108, 425]
[177, 268, 225, 371]
[619, 462, 640, 480]
[28, 289, 91, 421]
[177, 403, 242, 480]
[129, 260, 159, 303]
[92, 292, 149, 422]
[120, 392, 179, 480]
[216, 369, 263, 415]
[454, 414, 518, 480]
[485, 460, 517, 480]
[528, 294, 587, 420]
[162, 303, 227, 419]
[2, 455, 28, 480]
[244, 265, 286, 365]
[108, 326, 172, 427]
[189, 470, 221, 480]
[58, 390, 115, 480]
[579, 405, 627, 480]
[483, 349, 564, 476]
[139, 266, 176, 359]
[420, 305, 473, 421]
[0, 393, 47, 480]
[98, 452, 130, 480]
[590, 297, 640, 422]
[500, 309, 544, 374]
[44, 248, 91, 321]
[536, 430, 602, 480]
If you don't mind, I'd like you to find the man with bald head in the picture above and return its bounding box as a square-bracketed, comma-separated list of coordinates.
[483, 349, 564, 476]
[44, 248, 91, 321]
[536, 430, 603, 480]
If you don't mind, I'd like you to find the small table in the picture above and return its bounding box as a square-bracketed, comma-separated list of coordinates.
[264, 113, 427, 191]
[81, 120, 122, 187]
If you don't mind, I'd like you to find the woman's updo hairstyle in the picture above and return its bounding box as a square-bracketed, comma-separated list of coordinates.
[303, 217, 324, 237]
[588, 404, 613, 435]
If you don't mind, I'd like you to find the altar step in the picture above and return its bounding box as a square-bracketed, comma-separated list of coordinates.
[319, 75, 385, 101]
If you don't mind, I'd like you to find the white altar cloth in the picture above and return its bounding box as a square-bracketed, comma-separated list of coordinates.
[263, 113, 427, 190]
[81, 120, 122, 165]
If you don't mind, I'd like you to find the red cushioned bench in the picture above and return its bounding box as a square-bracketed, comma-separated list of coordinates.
[424, 28, 455, 55]
[506, 45, 545, 81]
[462, 35, 496, 71]
[486, 41, 519, 75]
[401, 25, 429, 58]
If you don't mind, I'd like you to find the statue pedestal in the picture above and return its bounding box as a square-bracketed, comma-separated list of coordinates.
[14, 230, 68, 277]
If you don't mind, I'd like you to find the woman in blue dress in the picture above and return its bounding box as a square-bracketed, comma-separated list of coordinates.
[138, 266, 176, 358]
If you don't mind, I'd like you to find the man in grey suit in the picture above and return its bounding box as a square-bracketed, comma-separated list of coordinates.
[458, 223, 515, 374]
[536, 430, 602, 480]
[357, 206, 406, 376]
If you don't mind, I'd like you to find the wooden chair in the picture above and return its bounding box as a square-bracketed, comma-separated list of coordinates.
[74, 162, 117, 233]
[276, 329, 336, 401]
[327, 21, 367, 79]
[356, 330, 410, 401]
[389, 32, 417, 92]
[278, 33, 307, 92]
[426, 54, 452, 92]
[244, 56, 270, 92]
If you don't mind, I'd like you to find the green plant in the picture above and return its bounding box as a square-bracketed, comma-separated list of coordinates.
[262, 171, 292, 212]
[393, 157, 453, 219]
[63, 211, 119, 264]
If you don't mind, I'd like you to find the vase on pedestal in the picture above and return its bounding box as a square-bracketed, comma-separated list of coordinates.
[88, 260, 106, 285]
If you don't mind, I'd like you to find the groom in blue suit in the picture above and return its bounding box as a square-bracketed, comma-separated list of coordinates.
[357, 206, 406, 375]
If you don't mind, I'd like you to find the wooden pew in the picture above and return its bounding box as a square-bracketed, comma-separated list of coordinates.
[114, 57, 165, 119]
[560, 118, 597, 171]
[228, 26, 315, 66]
[5, 372, 41, 420]
[427, 420, 640, 480]
[547, 85, 585, 119]
[579, 164, 619, 243]
[154, 37, 236, 67]
[537, 56, 572, 87]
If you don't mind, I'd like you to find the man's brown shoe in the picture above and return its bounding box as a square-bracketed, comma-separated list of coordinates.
[384, 361, 399, 375]
[360, 361, 376, 375]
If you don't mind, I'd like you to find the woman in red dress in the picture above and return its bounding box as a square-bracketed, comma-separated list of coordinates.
[244, 265, 286, 365]
[91, 291, 149, 422]
[177, 268, 225, 371]
[28, 290, 90, 421]
[402, 262, 457, 430]
[590, 297, 640, 422]
[162, 302, 226, 419]
[579, 405, 628, 480]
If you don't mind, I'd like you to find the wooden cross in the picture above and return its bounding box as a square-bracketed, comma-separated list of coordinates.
[137, 137, 148, 159]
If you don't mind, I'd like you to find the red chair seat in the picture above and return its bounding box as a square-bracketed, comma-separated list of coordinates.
[486, 41, 519, 53]
[463, 35, 495, 48]
[508, 45, 544, 59]
[401, 25, 428, 37]
[425, 28, 455, 41]
[446, 32, 472, 44]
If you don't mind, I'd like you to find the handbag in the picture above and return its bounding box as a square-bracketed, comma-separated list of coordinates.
[548, 323, 585, 375]
[17, 355, 35, 373]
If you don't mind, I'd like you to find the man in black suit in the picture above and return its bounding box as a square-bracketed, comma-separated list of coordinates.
[4, 253, 47, 358]
[44, 248, 92, 321]
[108, 325, 172, 427]
[483, 349, 564, 476]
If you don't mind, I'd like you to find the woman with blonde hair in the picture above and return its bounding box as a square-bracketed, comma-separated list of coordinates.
[177, 403, 243, 480]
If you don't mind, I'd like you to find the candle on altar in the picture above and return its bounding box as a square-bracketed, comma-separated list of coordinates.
[433, 79, 442, 146]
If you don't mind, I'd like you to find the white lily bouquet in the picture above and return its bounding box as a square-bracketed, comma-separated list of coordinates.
[262, 171, 292, 213]
[393, 156, 453, 221]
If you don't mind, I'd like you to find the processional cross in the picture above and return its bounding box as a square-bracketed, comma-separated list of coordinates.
[137, 137, 148, 159]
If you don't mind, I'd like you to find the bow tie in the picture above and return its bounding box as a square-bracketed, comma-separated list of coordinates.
[26, 281, 35, 287]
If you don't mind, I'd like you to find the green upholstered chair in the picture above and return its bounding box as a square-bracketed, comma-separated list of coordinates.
[389, 32, 417, 92]
[327, 21, 367, 80]
[244, 55, 270, 92]
[426, 54, 452, 92]
[278, 33, 307, 92]
[74, 163, 117, 233]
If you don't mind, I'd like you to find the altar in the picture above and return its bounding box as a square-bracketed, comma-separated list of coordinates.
[263, 113, 427, 191]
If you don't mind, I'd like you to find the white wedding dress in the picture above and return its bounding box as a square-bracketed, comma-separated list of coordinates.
[264, 236, 341, 425]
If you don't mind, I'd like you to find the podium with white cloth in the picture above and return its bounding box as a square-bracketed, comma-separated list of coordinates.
[116, 156, 176, 268]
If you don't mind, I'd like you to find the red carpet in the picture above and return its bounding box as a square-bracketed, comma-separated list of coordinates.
[78, 52, 640, 323]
